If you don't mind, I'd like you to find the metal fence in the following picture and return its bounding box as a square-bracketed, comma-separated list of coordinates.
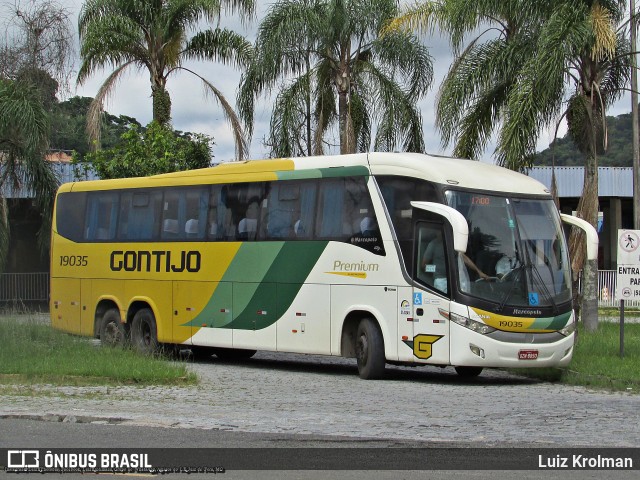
[598, 270, 640, 308]
[0, 270, 636, 308]
[0, 272, 49, 304]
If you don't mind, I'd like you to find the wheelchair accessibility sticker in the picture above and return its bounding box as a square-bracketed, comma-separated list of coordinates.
[528, 292, 539, 306]
[413, 293, 423, 305]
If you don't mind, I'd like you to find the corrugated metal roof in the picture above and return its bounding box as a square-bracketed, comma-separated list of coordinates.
[527, 166, 633, 198]
[1, 162, 98, 199]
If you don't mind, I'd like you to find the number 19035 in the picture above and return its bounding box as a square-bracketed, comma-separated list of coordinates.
[60, 255, 88, 267]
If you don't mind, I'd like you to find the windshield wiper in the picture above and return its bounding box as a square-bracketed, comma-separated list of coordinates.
[529, 257, 559, 314]
[496, 262, 525, 312]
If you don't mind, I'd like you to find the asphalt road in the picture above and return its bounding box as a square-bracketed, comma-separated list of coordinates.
[1, 347, 639, 479]
[1, 418, 638, 480]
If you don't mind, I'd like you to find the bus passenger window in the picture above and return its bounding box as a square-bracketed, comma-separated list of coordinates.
[119, 191, 161, 240]
[56, 192, 87, 242]
[86, 191, 118, 241]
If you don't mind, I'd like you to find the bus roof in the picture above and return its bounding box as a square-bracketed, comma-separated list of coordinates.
[60, 152, 550, 197]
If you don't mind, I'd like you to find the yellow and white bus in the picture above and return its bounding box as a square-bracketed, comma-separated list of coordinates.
[50, 152, 597, 379]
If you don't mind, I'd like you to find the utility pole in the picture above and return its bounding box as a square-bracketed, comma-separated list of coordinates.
[633, 0, 640, 229]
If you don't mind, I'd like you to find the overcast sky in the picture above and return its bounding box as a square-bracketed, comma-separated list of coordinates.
[52, 0, 634, 163]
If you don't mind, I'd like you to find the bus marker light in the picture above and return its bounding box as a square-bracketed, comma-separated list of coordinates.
[470, 344, 485, 358]
[220, 309, 229, 313]
[402, 335, 408, 341]
[257, 310, 267, 315]
[292, 329, 298, 333]
[201, 323, 207, 327]
[296, 312, 306, 317]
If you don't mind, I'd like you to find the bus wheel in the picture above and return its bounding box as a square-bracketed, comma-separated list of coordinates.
[100, 309, 126, 347]
[454, 366, 483, 378]
[213, 348, 256, 360]
[131, 308, 159, 355]
[355, 318, 385, 379]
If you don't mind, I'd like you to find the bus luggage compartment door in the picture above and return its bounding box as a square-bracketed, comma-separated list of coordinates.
[232, 282, 277, 350]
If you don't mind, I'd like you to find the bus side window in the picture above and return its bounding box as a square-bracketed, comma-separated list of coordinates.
[207, 186, 222, 240]
[316, 179, 346, 238]
[86, 191, 118, 241]
[316, 176, 383, 254]
[230, 182, 267, 241]
[183, 187, 208, 239]
[57, 192, 87, 242]
[119, 191, 161, 240]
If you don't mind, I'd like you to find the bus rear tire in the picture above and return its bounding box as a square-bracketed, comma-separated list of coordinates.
[99, 308, 126, 347]
[355, 318, 385, 379]
[131, 308, 159, 355]
[454, 366, 483, 378]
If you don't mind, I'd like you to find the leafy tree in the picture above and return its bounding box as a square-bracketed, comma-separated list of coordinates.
[77, 0, 255, 159]
[77, 121, 213, 179]
[50, 96, 142, 156]
[238, 0, 433, 157]
[0, 79, 58, 271]
[388, 0, 631, 331]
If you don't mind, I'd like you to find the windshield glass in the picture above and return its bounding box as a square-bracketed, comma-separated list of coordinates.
[445, 191, 571, 308]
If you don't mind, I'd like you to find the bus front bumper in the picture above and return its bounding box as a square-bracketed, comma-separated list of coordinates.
[448, 322, 575, 368]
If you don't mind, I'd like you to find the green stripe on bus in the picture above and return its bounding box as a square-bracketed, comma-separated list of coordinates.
[276, 166, 369, 181]
[183, 241, 327, 329]
[225, 242, 328, 329]
[529, 311, 572, 331]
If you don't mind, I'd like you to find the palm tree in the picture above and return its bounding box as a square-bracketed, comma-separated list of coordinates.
[238, 0, 433, 157]
[388, 0, 630, 331]
[77, 0, 255, 160]
[0, 79, 58, 271]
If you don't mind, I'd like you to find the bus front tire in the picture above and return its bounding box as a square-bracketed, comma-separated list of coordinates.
[454, 366, 483, 378]
[131, 308, 159, 355]
[355, 318, 385, 379]
[99, 309, 126, 347]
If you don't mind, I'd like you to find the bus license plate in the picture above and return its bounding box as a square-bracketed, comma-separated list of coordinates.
[518, 350, 538, 360]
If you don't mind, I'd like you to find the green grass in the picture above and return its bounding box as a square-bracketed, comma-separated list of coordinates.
[0, 317, 197, 386]
[517, 323, 640, 392]
[598, 307, 640, 318]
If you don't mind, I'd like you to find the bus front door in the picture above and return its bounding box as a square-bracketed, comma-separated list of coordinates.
[410, 221, 451, 365]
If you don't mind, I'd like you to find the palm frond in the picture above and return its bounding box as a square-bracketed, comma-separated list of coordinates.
[183, 28, 253, 69]
[179, 67, 248, 160]
[86, 62, 135, 150]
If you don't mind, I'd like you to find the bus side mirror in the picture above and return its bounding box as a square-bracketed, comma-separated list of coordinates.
[410, 201, 469, 253]
[560, 214, 599, 261]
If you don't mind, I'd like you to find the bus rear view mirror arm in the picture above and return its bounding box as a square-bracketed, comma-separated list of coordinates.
[560, 214, 599, 261]
[411, 201, 469, 253]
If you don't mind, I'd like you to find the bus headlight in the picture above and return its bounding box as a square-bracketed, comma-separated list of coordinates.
[449, 311, 496, 335]
[559, 317, 576, 337]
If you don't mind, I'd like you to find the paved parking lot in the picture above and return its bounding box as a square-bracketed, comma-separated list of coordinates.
[1, 350, 638, 447]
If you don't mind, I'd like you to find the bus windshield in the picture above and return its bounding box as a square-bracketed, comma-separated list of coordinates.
[445, 190, 572, 308]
